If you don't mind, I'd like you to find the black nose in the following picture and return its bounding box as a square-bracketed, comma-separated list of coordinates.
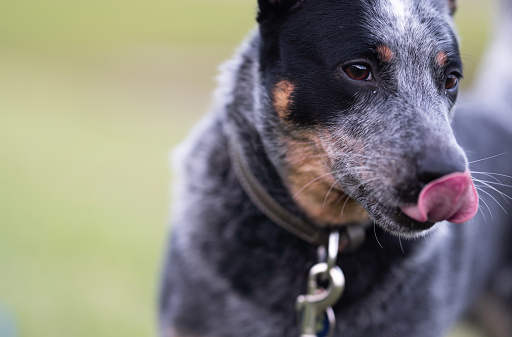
[416, 148, 467, 184]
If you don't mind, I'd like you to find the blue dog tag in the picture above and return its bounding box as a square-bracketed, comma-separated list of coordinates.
[316, 311, 330, 337]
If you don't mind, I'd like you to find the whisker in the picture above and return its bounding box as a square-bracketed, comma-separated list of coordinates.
[293, 172, 336, 198]
[471, 171, 504, 184]
[475, 187, 508, 214]
[323, 181, 340, 208]
[334, 193, 348, 207]
[474, 180, 512, 203]
[472, 171, 512, 181]
[469, 152, 508, 164]
[477, 205, 487, 222]
[339, 194, 351, 218]
[474, 179, 512, 189]
[355, 177, 380, 187]
[374, 222, 384, 249]
[477, 195, 493, 221]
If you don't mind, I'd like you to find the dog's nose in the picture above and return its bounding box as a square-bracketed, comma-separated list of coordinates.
[416, 148, 467, 184]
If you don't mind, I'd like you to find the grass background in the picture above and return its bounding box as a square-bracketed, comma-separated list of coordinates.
[0, 0, 495, 336]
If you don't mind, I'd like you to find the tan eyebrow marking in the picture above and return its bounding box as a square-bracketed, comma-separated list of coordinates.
[273, 80, 295, 119]
[436, 51, 448, 66]
[376, 45, 394, 63]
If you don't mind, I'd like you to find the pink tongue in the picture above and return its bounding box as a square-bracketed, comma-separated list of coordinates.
[400, 171, 479, 224]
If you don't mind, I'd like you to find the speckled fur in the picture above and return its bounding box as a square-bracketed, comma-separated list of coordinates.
[160, 0, 512, 336]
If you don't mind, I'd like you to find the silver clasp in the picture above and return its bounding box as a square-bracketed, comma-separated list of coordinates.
[296, 231, 345, 337]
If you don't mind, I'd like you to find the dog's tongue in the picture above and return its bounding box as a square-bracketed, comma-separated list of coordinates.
[400, 171, 478, 224]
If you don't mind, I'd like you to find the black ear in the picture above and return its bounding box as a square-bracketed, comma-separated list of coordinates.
[447, 0, 456, 15]
[257, 0, 304, 23]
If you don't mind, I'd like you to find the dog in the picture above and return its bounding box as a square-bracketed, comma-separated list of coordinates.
[160, 0, 512, 336]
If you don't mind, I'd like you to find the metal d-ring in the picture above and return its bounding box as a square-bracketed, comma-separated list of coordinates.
[326, 230, 340, 271]
[317, 231, 340, 282]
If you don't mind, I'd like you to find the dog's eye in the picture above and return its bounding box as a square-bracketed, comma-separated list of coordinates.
[343, 64, 372, 81]
[445, 74, 459, 90]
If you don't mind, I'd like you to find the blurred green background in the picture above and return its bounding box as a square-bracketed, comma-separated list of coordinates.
[0, 0, 494, 336]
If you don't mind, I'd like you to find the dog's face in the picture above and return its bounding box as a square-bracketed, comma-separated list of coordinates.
[256, 0, 472, 236]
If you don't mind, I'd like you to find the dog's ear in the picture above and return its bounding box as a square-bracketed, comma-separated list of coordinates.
[257, 0, 304, 23]
[447, 0, 457, 15]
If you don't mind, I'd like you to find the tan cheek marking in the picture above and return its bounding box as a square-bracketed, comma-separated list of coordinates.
[273, 80, 295, 119]
[283, 130, 369, 226]
[376, 45, 394, 63]
[436, 51, 448, 66]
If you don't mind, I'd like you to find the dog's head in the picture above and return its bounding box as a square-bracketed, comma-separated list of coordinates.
[254, 0, 478, 237]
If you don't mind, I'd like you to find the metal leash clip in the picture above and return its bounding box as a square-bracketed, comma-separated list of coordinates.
[296, 231, 346, 337]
